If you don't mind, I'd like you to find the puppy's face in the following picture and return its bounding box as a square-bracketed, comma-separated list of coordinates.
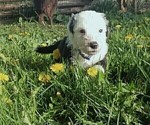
[68, 11, 108, 55]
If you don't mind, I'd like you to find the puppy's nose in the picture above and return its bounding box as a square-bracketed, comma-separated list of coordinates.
[90, 42, 98, 49]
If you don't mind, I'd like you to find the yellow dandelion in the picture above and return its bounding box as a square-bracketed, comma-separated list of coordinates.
[115, 25, 122, 29]
[56, 92, 61, 96]
[19, 32, 30, 36]
[0, 73, 9, 82]
[125, 34, 134, 40]
[2, 97, 12, 104]
[38, 72, 51, 83]
[87, 67, 98, 77]
[137, 45, 150, 48]
[19, 33, 23, 36]
[24, 32, 30, 36]
[40, 43, 48, 47]
[50, 63, 64, 73]
[137, 45, 144, 48]
[8, 34, 13, 40]
[53, 49, 61, 59]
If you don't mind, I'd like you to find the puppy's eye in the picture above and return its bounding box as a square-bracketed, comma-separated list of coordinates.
[79, 29, 85, 34]
[99, 29, 103, 33]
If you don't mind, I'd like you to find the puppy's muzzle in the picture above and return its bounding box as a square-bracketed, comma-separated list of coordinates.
[89, 42, 98, 49]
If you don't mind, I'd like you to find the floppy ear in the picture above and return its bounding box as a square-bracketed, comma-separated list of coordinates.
[67, 13, 76, 34]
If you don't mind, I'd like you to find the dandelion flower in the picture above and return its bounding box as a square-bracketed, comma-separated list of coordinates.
[53, 49, 61, 59]
[87, 67, 98, 77]
[137, 45, 144, 48]
[8, 34, 13, 40]
[50, 63, 64, 73]
[38, 72, 51, 83]
[56, 92, 61, 96]
[125, 34, 134, 40]
[3, 97, 12, 104]
[24, 32, 30, 36]
[19, 32, 30, 36]
[0, 73, 9, 82]
[115, 25, 122, 29]
[40, 43, 48, 47]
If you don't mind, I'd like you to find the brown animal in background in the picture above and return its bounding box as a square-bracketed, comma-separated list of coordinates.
[34, 0, 58, 25]
[117, 0, 128, 12]
[117, 0, 138, 13]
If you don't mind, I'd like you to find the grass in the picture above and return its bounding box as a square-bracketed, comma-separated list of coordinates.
[0, 11, 150, 125]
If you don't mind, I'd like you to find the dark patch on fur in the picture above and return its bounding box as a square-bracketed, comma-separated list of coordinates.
[36, 37, 72, 62]
[95, 56, 107, 71]
[68, 15, 76, 34]
[36, 40, 61, 54]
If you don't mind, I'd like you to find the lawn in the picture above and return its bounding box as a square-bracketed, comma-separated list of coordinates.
[0, 11, 150, 125]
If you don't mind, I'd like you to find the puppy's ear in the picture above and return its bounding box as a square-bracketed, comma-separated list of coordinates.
[67, 14, 76, 34]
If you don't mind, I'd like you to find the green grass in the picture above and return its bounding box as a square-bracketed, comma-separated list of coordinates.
[0, 12, 150, 125]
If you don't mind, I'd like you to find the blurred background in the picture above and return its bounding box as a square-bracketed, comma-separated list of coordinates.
[0, 0, 149, 24]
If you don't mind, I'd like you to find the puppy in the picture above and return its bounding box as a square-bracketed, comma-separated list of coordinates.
[36, 10, 109, 72]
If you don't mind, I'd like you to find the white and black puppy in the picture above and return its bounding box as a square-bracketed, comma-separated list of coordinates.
[36, 10, 109, 72]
